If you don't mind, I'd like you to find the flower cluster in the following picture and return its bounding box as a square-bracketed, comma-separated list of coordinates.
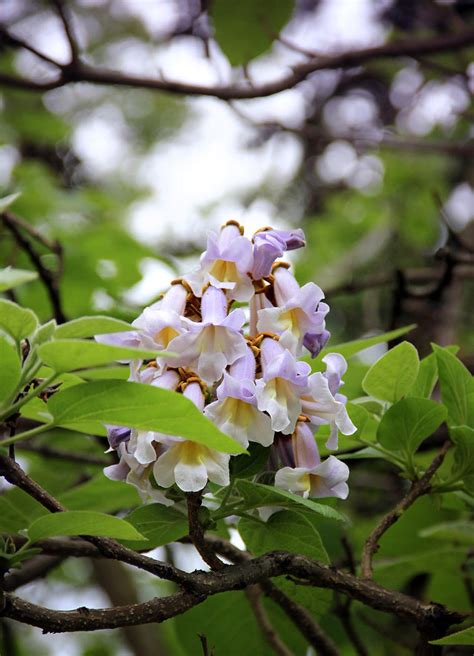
[99, 222, 356, 503]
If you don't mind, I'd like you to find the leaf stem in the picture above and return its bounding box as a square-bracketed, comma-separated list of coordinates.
[0, 422, 54, 449]
[0, 373, 58, 422]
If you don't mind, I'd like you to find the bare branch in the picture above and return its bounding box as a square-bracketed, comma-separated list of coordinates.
[49, 0, 80, 64]
[361, 441, 451, 579]
[0, 28, 473, 99]
[0, 27, 62, 68]
[186, 492, 225, 570]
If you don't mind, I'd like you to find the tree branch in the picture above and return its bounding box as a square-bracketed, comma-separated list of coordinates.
[361, 441, 451, 579]
[245, 584, 295, 656]
[1, 212, 66, 324]
[186, 492, 224, 570]
[1, 28, 473, 99]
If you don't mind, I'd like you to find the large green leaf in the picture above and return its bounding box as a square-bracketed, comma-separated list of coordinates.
[211, 0, 294, 66]
[37, 339, 160, 372]
[235, 479, 345, 521]
[55, 316, 134, 339]
[125, 504, 188, 549]
[408, 347, 458, 400]
[430, 626, 474, 645]
[47, 380, 245, 454]
[377, 398, 447, 453]
[28, 510, 145, 542]
[362, 341, 419, 403]
[58, 474, 140, 512]
[0, 299, 39, 341]
[317, 324, 416, 363]
[0, 335, 21, 407]
[434, 345, 474, 427]
[239, 510, 331, 616]
[0, 192, 21, 212]
[0, 267, 37, 292]
[450, 426, 474, 491]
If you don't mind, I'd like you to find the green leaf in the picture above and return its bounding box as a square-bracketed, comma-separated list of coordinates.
[28, 510, 146, 542]
[377, 398, 447, 452]
[32, 320, 57, 346]
[125, 504, 188, 549]
[239, 510, 331, 616]
[0, 335, 22, 407]
[318, 324, 416, 362]
[407, 347, 458, 399]
[55, 316, 134, 339]
[0, 267, 38, 292]
[430, 626, 474, 645]
[37, 339, 161, 372]
[0, 192, 21, 212]
[362, 341, 419, 403]
[58, 474, 140, 513]
[0, 299, 39, 341]
[47, 380, 245, 454]
[211, 0, 294, 66]
[450, 425, 474, 489]
[235, 479, 345, 521]
[434, 345, 474, 427]
[419, 521, 474, 546]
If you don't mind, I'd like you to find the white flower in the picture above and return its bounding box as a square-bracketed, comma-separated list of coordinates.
[275, 455, 349, 500]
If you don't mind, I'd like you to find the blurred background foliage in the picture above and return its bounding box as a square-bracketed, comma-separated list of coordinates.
[0, 0, 473, 654]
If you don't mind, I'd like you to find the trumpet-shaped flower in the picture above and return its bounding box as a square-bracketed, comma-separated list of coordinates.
[275, 421, 349, 499]
[152, 383, 230, 492]
[185, 222, 254, 301]
[257, 266, 328, 355]
[301, 363, 356, 450]
[255, 338, 310, 434]
[164, 285, 247, 383]
[275, 455, 350, 499]
[205, 346, 274, 447]
[251, 228, 305, 279]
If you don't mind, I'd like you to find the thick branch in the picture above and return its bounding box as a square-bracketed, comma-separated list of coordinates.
[1, 28, 473, 99]
[186, 492, 224, 570]
[361, 441, 451, 579]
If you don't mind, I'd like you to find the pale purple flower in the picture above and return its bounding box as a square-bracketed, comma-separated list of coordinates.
[185, 223, 254, 301]
[301, 363, 356, 450]
[163, 285, 247, 383]
[275, 455, 350, 500]
[251, 228, 305, 279]
[205, 346, 274, 447]
[152, 382, 230, 492]
[255, 338, 310, 434]
[322, 353, 347, 395]
[257, 266, 328, 356]
[104, 442, 173, 505]
[275, 421, 349, 498]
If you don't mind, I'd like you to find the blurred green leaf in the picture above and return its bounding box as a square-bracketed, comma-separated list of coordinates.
[0, 334, 21, 407]
[125, 504, 188, 549]
[318, 324, 416, 362]
[211, 0, 294, 66]
[0, 266, 37, 291]
[419, 521, 474, 546]
[430, 626, 474, 645]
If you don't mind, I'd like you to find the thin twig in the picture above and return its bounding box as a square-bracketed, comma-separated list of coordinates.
[361, 441, 451, 579]
[1, 212, 66, 323]
[49, 0, 79, 64]
[245, 584, 295, 656]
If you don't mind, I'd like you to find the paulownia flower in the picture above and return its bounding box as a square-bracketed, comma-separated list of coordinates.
[185, 222, 254, 301]
[275, 421, 349, 499]
[152, 383, 230, 492]
[205, 345, 274, 448]
[251, 228, 305, 279]
[255, 337, 310, 434]
[257, 266, 329, 356]
[164, 285, 247, 384]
